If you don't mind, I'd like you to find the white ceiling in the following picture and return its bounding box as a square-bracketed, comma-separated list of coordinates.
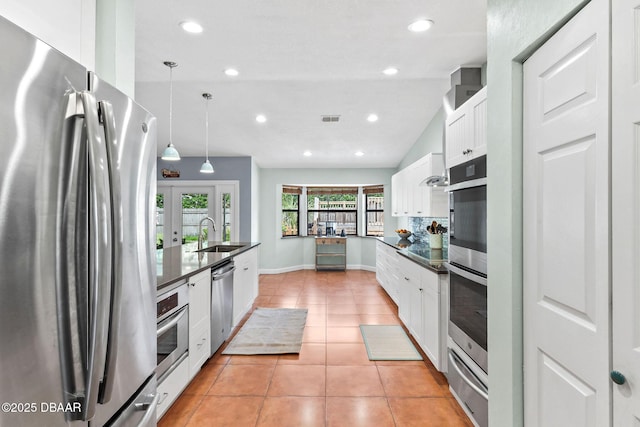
[134, 0, 487, 168]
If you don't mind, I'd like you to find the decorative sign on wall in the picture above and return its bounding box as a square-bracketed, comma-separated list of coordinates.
[161, 168, 180, 178]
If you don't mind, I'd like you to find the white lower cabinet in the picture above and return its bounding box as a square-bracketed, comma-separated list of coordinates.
[375, 241, 447, 371]
[156, 356, 189, 420]
[232, 247, 259, 327]
[375, 241, 400, 304]
[397, 255, 422, 329]
[188, 269, 211, 379]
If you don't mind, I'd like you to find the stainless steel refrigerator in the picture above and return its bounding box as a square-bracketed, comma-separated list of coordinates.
[0, 16, 158, 426]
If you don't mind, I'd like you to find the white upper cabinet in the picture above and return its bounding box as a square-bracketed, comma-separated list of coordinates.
[391, 153, 447, 217]
[445, 86, 487, 169]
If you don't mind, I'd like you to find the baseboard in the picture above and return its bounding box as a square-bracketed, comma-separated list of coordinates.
[259, 264, 376, 275]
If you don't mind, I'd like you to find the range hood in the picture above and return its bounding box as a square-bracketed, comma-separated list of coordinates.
[422, 67, 483, 187]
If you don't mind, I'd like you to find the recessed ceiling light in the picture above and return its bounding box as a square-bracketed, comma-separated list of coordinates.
[355, 151, 364, 157]
[383, 67, 399, 76]
[256, 114, 267, 123]
[303, 151, 312, 157]
[224, 68, 239, 77]
[408, 19, 434, 32]
[367, 114, 379, 123]
[180, 21, 203, 34]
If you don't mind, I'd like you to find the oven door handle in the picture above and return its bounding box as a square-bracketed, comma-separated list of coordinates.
[448, 350, 489, 400]
[157, 306, 188, 337]
[447, 264, 488, 287]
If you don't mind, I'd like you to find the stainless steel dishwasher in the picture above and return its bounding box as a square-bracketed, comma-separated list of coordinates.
[210, 261, 236, 356]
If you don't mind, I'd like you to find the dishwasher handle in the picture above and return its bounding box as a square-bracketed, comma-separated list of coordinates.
[212, 263, 236, 281]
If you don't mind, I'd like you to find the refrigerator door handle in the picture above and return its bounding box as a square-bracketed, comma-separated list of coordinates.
[97, 100, 122, 404]
[55, 92, 88, 422]
[79, 91, 113, 421]
[135, 392, 159, 427]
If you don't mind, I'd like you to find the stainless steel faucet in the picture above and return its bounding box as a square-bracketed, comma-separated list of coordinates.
[198, 216, 217, 251]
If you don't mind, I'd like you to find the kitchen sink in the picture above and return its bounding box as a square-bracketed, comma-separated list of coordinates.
[196, 244, 245, 253]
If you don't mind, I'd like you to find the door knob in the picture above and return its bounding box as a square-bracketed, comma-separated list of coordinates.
[610, 370, 626, 385]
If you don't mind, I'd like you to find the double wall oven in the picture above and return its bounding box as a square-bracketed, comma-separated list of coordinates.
[156, 282, 189, 382]
[446, 155, 488, 427]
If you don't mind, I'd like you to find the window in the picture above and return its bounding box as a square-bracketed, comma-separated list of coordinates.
[282, 186, 301, 237]
[307, 187, 358, 236]
[364, 185, 384, 236]
[280, 184, 385, 238]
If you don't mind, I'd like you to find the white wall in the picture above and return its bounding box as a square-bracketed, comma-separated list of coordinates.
[486, 0, 589, 425]
[397, 107, 446, 170]
[258, 167, 396, 272]
[251, 158, 261, 242]
[0, 0, 96, 69]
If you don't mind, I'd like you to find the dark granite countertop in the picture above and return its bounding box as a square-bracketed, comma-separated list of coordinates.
[157, 241, 261, 292]
[376, 237, 448, 274]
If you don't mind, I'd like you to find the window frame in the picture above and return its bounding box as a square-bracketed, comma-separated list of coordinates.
[306, 187, 358, 236]
[280, 184, 385, 238]
[364, 185, 385, 237]
[281, 186, 301, 237]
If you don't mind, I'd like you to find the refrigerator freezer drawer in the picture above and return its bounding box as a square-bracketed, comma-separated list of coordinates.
[106, 375, 157, 427]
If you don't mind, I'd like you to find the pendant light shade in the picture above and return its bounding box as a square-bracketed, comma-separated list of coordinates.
[200, 93, 214, 174]
[161, 61, 181, 161]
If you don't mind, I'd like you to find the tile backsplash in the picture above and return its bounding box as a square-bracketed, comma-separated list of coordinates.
[409, 216, 449, 248]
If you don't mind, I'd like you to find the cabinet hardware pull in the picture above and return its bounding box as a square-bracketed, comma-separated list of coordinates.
[157, 392, 169, 405]
[244, 267, 249, 271]
[189, 282, 195, 287]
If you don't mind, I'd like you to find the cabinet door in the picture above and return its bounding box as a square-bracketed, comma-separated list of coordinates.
[421, 272, 440, 369]
[397, 256, 421, 326]
[409, 159, 426, 216]
[445, 87, 487, 169]
[409, 282, 424, 345]
[189, 270, 211, 325]
[397, 277, 411, 325]
[232, 248, 259, 326]
[468, 87, 487, 160]
[395, 168, 411, 216]
[156, 356, 190, 421]
[445, 107, 469, 169]
[391, 173, 400, 216]
[188, 269, 211, 377]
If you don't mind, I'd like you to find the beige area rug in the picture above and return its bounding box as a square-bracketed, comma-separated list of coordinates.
[222, 307, 308, 355]
[360, 325, 423, 361]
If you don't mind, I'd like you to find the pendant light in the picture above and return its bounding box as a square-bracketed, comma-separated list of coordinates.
[161, 61, 181, 161]
[200, 93, 214, 174]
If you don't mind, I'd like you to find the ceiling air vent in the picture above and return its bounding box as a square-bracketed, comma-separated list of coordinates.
[321, 115, 340, 122]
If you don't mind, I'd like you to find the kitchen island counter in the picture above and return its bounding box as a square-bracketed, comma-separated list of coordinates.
[376, 237, 448, 274]
[157, 242, 261, 292]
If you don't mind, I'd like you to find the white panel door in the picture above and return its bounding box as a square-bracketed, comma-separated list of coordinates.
[523, 0, 610, 425]
[612, 1, 640, 424]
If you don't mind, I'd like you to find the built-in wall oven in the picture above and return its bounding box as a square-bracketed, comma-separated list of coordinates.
[446, 155, 488, 427]
[156, 282, 189, 382]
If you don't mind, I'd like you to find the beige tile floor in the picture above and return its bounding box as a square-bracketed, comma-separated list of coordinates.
[159, 270, 473, 427]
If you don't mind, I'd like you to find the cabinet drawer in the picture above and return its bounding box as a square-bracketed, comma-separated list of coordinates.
[157, 356, 189, 420]
[317, 238, 346, 245]
[189, 319, 211, 378]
